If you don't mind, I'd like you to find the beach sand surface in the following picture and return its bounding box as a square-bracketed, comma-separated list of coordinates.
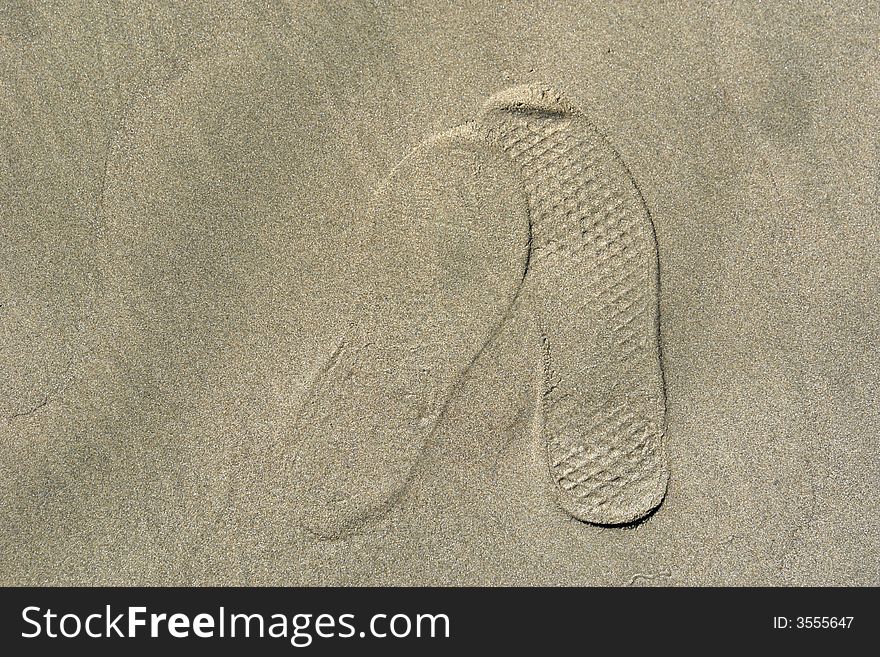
[1, 1, 877, 585]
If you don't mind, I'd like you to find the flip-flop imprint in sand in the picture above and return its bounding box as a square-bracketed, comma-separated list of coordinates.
[293, 126, 530, 538]
[294, 85, 667, 535]
[478, 86, 668, 525]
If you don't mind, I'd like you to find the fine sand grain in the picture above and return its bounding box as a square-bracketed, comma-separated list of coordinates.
[1, 1, 877, 585]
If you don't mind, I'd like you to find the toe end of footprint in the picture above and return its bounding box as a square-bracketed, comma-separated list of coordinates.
[555, 465, 669, 526]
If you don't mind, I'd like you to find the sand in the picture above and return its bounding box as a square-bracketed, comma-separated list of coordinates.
[1, 1, 877, 585]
